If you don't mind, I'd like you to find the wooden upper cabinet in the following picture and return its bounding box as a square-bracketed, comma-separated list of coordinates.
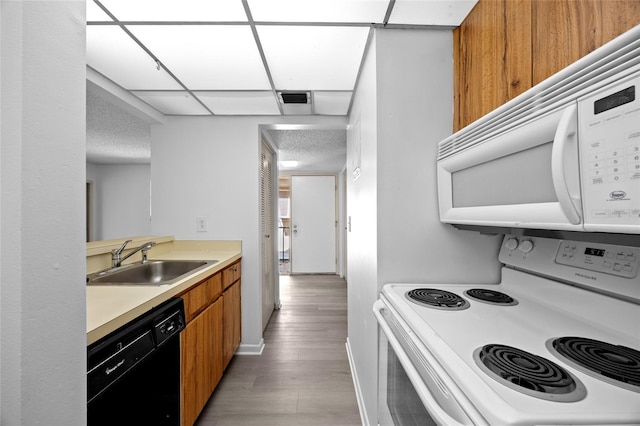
[454, 0, 532, 131]
[454, 0, 640, 131]
[532, 0, 640, 85]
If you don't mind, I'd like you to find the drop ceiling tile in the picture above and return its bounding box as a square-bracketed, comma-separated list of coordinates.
[388, 0, 478, 26]
[258, 26, 370, 90]
[87, 26, 182, 90]
[132, 91, 211, 115]
[86, 1, 113, 21]
[96, 0, 247, 22]
[282, 103, 312, 115]
[194, 91, 281, 115]
[314, 92, 352, 115]
[247, 0, 389, 23]
[127, 25, 271, 90]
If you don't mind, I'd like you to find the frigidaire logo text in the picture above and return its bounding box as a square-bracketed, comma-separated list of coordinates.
[610, 190, 627, 199]
[575, 272, 597, 281]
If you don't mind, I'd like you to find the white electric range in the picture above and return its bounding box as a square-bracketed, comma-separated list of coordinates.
[374, 235, 640, 425]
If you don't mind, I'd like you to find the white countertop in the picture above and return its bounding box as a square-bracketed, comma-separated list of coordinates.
[86, 239, 241, 345]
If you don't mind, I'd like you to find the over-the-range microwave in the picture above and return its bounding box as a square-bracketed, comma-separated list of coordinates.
[437, 25, 640, 235]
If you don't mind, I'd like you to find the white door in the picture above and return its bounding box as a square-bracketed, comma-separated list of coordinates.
[291, 175, 336, 274]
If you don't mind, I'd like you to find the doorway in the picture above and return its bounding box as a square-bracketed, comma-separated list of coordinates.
[290, 175, 337, 274]
[278, 176, 291, 275]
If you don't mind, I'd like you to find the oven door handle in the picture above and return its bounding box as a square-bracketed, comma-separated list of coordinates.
[374, 300, 480, 426]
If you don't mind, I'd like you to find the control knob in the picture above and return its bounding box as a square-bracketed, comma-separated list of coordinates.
[505, 238, 519, 250]
[518, 240, 534, 253]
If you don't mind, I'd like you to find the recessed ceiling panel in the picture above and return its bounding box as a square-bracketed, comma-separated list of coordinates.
[258, 26, 369, 90]
[132, 91, 210, 115]
[388, 0, 478, 26]
[314, 92, 352, 115]
[247, 0, 388, 23]
[282, 103, 312, 115]
[195, 91, 281, 115]
[86, 1, 113, 21]
[87, 26, 183, 90]
[127, 25, 272, 90]
[96, 0, 247, 22]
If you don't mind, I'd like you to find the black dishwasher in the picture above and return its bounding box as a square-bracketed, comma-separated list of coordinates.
[87, 298, 185, 426]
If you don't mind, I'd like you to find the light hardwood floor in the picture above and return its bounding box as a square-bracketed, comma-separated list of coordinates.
[195, 274, 362, 426]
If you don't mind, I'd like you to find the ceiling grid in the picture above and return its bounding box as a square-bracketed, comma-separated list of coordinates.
[86, 0, 478, 116]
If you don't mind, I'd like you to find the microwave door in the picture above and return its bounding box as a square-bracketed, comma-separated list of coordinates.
[437, 105, 584, 231]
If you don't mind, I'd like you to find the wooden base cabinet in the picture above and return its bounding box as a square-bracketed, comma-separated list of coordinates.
[181, 298, 223, 426]
[179, 259, 242, 426]
[223, 280, 241, 368]
[222, 260, 242, 369]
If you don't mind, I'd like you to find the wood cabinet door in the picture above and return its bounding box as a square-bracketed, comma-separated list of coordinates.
[181, 298, 223, 426]
[223, 280, 242, 368]
[454, 0, 640, 131]
[222, 261, 241, 290]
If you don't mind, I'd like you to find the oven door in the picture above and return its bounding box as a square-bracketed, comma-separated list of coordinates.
[373, 298, 486, 426]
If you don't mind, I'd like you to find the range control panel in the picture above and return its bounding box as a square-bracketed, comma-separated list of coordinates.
[499, 236, 639, 303]
[555, 240, 639, 278]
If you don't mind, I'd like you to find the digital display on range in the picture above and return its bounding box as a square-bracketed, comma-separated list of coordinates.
[594, 86, 635, 114]
[584, 248, 606, 257]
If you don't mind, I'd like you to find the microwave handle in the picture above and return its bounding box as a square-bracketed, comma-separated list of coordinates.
[552, 104, 582, 225]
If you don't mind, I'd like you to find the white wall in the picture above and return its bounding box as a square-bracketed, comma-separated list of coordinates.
[87, 163, 151, 240]
[150, 115, 347, 353]
[1, 2, 86, 424]
[346, 28, 502, 425]
[346, 29, 379, 426]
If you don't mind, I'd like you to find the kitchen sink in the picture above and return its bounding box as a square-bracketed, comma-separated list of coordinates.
[87, 260, 218, 286]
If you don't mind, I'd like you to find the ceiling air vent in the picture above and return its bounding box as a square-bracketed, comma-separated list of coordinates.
[279, 92, 309, 104]
[278, 91, 312, 115]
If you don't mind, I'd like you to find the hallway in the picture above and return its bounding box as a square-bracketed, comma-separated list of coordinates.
[195, 274, 361, 426]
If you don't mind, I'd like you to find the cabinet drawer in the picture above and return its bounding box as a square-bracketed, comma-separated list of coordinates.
[182, 273, 222, 323]
[222, 261, 241, 290]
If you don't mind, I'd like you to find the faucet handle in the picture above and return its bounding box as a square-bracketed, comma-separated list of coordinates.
[112, 239, 132, 255]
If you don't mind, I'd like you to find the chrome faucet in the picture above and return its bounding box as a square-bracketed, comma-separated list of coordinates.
[111, 240, 156, 267]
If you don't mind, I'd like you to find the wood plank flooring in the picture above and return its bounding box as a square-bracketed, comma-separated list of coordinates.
[195, 274, 361, 426]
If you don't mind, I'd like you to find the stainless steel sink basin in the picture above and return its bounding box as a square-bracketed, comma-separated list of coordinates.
[87, 260, 218, 286]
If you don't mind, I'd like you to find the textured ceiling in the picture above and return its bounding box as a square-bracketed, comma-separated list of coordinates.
[87, 87, 151, 164]
[265, 128, 347, 173]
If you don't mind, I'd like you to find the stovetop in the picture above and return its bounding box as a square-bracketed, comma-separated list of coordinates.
[380, 236, 640, 425]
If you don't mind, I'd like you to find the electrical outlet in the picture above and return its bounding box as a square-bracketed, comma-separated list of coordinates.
[196, 216, 207, 232]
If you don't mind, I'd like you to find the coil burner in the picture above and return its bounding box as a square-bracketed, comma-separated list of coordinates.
[406, 288, 469, 310]
[464, 289, 518, 306]
[474, 343, 587, 402]
[547, 337, 640, 393]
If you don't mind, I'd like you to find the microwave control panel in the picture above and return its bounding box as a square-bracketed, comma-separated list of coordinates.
[577, 72, 640, 232]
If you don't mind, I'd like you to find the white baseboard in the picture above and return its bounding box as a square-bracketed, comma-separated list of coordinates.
[235, 339, 265, 355]
[346, 337, 371, 426]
